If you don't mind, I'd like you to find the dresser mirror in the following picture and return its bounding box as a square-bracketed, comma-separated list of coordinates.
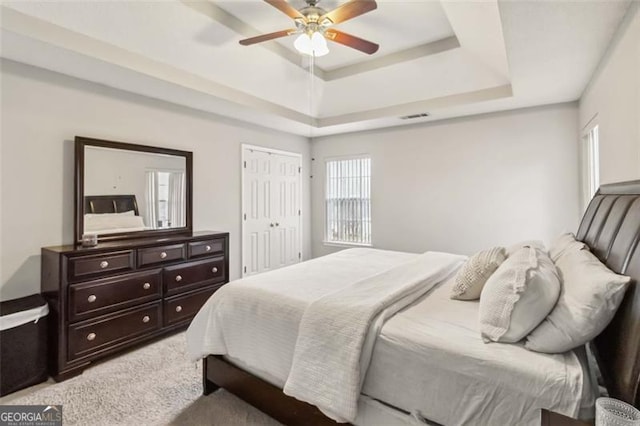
[75, 137, 193, 244]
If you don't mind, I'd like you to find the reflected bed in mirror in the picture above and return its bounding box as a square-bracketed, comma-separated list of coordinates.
[75, 137, 192, 243]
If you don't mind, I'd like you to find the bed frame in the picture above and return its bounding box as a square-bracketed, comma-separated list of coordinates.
[84, 194, 139, 215]
[203, 180, 640, 425]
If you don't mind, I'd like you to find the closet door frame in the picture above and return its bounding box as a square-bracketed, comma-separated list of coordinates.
[241, 144, 303, 277]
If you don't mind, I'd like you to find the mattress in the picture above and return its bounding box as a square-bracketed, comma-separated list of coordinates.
[361, 277, 596, 425]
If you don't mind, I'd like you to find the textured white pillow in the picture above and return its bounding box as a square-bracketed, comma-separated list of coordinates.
[479, 247, 561, 343]
[549, 232, 587, 262]
[451, 247, 506, 300]
[525, 249, 630, 353]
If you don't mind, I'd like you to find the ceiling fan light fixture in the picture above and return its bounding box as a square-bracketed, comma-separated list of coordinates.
[294, 32, 329, 57]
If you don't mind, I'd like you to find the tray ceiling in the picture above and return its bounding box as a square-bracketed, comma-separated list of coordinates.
[0, 0, 632, 136]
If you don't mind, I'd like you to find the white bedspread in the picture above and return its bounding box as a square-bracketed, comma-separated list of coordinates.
[283, 251, 465, 422]
[361, 276, 595, 426]
[186, 248, 418, 380]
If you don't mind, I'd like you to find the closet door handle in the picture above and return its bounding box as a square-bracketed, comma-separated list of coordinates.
[275, 223, 280, 227]
[270, 223, 274, 227]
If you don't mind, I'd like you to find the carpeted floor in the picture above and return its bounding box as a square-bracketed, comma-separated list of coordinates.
[0, 333, 281, 425]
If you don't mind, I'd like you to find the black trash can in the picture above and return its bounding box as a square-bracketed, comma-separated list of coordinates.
[0, 294, 49, 396]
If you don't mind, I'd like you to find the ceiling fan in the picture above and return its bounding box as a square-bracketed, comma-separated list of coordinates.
[239, 0, 379, 57]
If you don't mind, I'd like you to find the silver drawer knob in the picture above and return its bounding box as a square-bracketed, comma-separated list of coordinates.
[175, 305, 182, 313]
[143, 282, 151, 290]
[142, 315, 150, 323]
[87, 333, 96, 341]
[160, 252, 167, 259]
[99, 261, 109, 269]
[211, 267, 218, 274]
[175, 275, 182, 282]
[87, 295, 97, 303]
[205, 245, 211, 251]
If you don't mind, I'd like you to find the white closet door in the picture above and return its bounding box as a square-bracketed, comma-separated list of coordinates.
[243, 149, 275, 276]
[242, 147, 301, 277]
[272, 154, 302, 268]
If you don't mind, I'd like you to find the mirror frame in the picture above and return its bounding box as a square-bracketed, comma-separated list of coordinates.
[74, 136, 193, 244]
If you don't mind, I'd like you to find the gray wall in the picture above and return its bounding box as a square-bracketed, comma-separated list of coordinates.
[311, 103, 581, 258]
[579, 3, 639, 196]
[0, 59, 311, 301]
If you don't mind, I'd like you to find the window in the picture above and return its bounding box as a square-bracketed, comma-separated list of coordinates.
[325, 156, 371, 245]
[584, 125, 600, 202]
[145, 170, 186, 229]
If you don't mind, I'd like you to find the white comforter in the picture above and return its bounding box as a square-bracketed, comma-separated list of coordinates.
[186, 248, 592, 425]
[186, 248, 463, 422]
[283, 251, 465, 421]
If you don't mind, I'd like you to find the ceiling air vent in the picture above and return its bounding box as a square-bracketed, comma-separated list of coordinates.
[400, 113, 430, 120]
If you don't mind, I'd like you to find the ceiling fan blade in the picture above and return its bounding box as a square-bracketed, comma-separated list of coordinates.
[239, 29, 296, 46]
[324, 29, 379, 54]
[320, 0, 377, 25]
[264, 0, 305, 20]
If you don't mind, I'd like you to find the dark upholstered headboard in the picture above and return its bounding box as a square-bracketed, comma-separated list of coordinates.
[84, 195, 139, 216]
[576, 180, 640, 407]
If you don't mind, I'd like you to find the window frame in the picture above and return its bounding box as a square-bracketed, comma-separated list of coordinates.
[582, 123, 600, 208]
[323, 154, 372, 247]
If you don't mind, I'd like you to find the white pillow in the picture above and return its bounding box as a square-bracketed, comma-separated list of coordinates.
[525, 249, 630, 353]
[84, 214, 145, 232]
[506, 240, 546, 257]
[548, 232, 587, 262]
[450, 247, 506, 300]
[85, 210, 135, 218]
[479, 247, 561, 343]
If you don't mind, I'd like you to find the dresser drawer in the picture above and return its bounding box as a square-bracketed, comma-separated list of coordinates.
[68, 251, 134, 281]
[68, 302, 161, 360]
[164, 286, 219, 326]
[188, 239, 225, 259]
[69, 269, 162, 321]
[137, 244, 186, 267]
[164, 256, 226, 295]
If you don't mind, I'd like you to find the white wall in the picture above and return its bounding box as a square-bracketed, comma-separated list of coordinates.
[579, 2, 640, 186]
[311, 103, 581, 258]
[0, 59, 311, 301]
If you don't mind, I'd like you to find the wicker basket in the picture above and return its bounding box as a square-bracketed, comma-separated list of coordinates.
[596, 398, 640, 426]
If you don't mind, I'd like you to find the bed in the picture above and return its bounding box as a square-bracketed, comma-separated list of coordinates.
[187, 180, 640, 425]
[83, 195, 146, 234]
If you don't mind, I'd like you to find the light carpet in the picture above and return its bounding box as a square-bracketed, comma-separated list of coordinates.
[0, 332, 281, 426]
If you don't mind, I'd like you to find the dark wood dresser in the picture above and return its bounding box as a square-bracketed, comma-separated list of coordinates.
[41, 231, 229, 381]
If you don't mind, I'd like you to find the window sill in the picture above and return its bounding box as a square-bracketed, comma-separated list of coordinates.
[323, 241, 372, 248]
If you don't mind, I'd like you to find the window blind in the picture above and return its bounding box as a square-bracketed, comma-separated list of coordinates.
[325, 157, 371, 245]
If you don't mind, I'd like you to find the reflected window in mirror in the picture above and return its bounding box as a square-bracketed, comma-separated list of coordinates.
[145, 169, 186, 229]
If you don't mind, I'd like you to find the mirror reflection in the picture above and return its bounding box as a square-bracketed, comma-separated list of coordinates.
[83, 146, 187, 235]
